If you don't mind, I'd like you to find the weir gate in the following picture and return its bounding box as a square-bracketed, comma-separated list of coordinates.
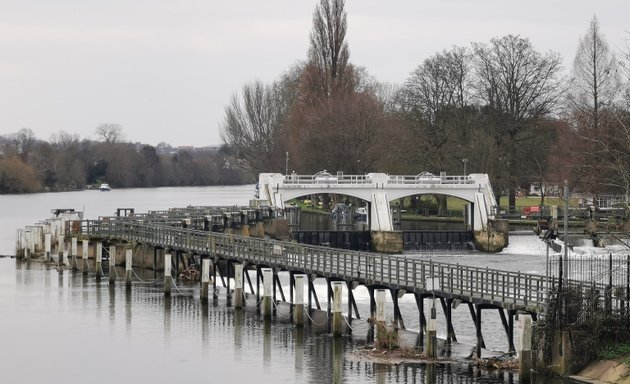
[259, 172, 503, 252]
[16, 205, 629, 361]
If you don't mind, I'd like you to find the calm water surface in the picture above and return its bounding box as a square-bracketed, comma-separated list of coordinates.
[0, 186, 560, 383]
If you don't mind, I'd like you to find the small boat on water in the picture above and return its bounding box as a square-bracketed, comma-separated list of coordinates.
[99, 183, 111, 191]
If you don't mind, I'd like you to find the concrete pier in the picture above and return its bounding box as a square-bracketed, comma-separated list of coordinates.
[332, 281, 343, 337]
[518, 314, 533, 381]
[71, 238, 78, 270]
[234, 263, 244, 309]
[125, 249, 132, 288]
[164, 252, 172, 296]
[109, 245, 116, 285]
[95, 242, 103, 281]
[82, 240, 88, 274]
[262, 268, 272, 319]
[375, 289, 386, 346]
[427, 304, 437, 358]
[44, 234, 51, 262]
[57, 235, 64, 265]
[294, 274, 305, 326]
[201, 259, 210, 300]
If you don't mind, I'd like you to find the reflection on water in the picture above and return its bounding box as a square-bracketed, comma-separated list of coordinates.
[0, 258, 574, 383]
[0, 186, 568, 383]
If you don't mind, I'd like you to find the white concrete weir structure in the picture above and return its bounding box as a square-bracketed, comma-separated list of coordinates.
[258, 172, 498, 232]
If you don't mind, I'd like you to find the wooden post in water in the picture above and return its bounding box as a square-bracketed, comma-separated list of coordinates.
[332, 281, 343, 337]
[234, 263, 244, 309]
[82, 240, 89, 275]
[294, 274, 305, 326]
[262, 268, 272, 319]
[375, 289, 386, 347]
[201, 258, 210, 300]
[109, 245, 116, 285]
[125, 249, 132, 289]
[71, 237, 78, 270]
[95, 242, 103, 281]
[63, 250, 69, 267]
[57, 235, 65, 266]
[164, 252, 172, 296]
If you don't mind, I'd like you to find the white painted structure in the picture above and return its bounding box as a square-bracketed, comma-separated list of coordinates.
[258, 172, 498, 232]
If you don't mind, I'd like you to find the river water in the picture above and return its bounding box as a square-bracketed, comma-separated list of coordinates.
[0, 186, 562, 383]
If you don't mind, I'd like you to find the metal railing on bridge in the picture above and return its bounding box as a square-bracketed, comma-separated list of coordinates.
[78, 218, 553, 313]
[281, 172, 474, 186]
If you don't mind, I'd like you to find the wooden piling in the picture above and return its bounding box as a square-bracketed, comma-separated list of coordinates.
[262, 268, 272, 319]
[234, 263, 244, 309]
[109, 245, 116, 285]
[201, 258, 210, 300]
[332, 281, 343, 337]
[164, 252, 172, 296]
[294, 274, 305, 326]
[95, 242, 103, 281]
[125, 249, 132, 289]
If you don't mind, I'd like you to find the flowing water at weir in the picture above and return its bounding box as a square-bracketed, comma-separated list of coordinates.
[0, 185, 564, 383]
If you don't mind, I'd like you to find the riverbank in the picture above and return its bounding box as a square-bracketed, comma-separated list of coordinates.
[571, 359, 630, 384]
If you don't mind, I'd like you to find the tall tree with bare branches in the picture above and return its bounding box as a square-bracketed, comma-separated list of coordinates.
[473, 35, 564, 210]
[305, 0, 351, 99]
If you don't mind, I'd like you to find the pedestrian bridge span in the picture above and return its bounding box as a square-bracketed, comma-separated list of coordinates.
[258, 172, 498, 232]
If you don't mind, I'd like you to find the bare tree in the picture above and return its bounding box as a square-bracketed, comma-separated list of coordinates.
[473, 35, 564, 211]
[0, 128, 37, 162]
[95, 123, 124, 143]
[306, 0, 351, 98]
[220, 80, 292, 175]
[568, 16, 621, 133]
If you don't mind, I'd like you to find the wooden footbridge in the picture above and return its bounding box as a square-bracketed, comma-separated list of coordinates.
[15, 205, 627, 358]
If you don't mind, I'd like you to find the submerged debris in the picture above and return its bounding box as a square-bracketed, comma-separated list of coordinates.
[471, 354, 518, 370]
[179, 264, 199, 281]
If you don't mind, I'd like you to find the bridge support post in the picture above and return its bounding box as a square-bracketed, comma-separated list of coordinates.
[262, 268, 272, 319]
[57, 235, 65, 266]
[95, 242, 103, 282]
[71, 237, 78, 270]
[212, 257, 218, 301]
[415, 294, 427, 350]
[234, 263, 244, 309]
[109, 245, 116, 285]
[125, 249, 132, 289]
[332, 281, 343, 337]
[518, 314, 533, 382]
[475, 304, 483, 358]
[375, 289, 387, 346]
[294, 274, 305, 326]
[427, 303, 437, 358]
[82, 240, 88, 275]
[164, 252, 172, 297]
[45, 233, 51, 263]
[201, 258, 210, 300]
[440, 297, 457, 343]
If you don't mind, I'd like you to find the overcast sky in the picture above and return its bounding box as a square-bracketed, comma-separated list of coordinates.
[1, 0, 628, 147]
